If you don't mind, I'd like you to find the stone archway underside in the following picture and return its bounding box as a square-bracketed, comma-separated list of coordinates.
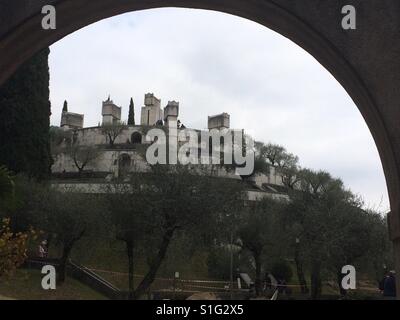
[1, 0, 400, 294]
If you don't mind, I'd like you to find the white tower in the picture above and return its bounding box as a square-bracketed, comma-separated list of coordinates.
[164, 101, 179, 127]
[208, 113, 230, 130]
[102, 96, 121, 125]
[140, 93, 163, 126]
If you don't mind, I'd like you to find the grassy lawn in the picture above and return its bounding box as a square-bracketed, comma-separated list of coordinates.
[0, 269, 107, 300]
[18, 240, 381, 300]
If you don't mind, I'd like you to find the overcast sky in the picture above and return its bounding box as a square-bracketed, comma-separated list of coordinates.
[49, 8, 389, 211]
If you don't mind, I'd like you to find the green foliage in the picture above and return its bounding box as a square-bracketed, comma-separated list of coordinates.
[237, 197, 288, 295]
[0, 166, 14, 202]
[67, 144, 100, 174]
[0, 134, 391, 299]
[271, 261, 293, 282]
[0, 167, 17, 227]
[282, 168, 389, 299]
[0, 218, 35, 280]
[101, 122, 128, 146]
[0, 269, 107, 300]
[0, 169, 37, 280]
[238, 198, 286, 258]
[9, 177, 98, 243]
[0, 48, 51, 180]
[253, 142, 299, 188]
[2, 175, 46, 232]
[105, 165, 245, 298]
[253, 157, 270, 176]
[49, 126, 73, 155]
[257, 142, 298, 168]
[39, 191, 94, 244]
[207, 246, 240, 280]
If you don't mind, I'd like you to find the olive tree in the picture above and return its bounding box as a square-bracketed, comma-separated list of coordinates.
[101, 122, 128, 147]
[31, 185, 98, 283]
[285, 169, 377, 299]
[0, 168, 34, 279]
[106, 164, 244, 299]
[68, 145, 100, 176]
[237, 197, 287, 296]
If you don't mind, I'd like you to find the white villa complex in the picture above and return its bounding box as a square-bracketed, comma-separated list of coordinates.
[51, 93, 289, 202]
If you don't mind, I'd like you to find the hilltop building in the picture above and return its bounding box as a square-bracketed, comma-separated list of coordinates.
[52, 93, 289, 202]
[102, 96, 121, 125]
[60, 100, 84, 130]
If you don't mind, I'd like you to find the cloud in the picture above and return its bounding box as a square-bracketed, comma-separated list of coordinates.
[49, 8, 389, 211]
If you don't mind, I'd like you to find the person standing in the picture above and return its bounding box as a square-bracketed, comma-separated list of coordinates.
[383, 271, 397, 299]
[38, 240, 48, 258]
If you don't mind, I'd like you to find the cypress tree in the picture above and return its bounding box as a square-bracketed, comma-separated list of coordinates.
[63, 100, 68, 113]
[0, 48, 52, 180]
[128, 98, 135, 125]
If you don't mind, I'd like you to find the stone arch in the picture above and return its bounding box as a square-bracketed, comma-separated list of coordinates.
[0, 2, 398, 195]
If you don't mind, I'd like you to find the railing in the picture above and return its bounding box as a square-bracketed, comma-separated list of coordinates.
[68, 260, 121, 299]
[24, 258, 122, 300]
[26, 260, 376, 300]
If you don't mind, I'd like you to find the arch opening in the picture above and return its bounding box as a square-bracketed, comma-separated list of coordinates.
[118, 153, 131, 177]
[1, 0, 400, 298]
[0, 1, 397, 211]
[131, 132, 143, 145]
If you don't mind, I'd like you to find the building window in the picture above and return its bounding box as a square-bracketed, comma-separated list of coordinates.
[131, 132, 142, 144]
[118, 153, 131, 177]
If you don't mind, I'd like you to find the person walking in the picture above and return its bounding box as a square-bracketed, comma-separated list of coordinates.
[383, 271, 397, 299]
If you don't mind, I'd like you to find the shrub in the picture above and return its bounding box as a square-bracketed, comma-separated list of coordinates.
[271, 261, 293, 282]
[207, 246, 240, 280]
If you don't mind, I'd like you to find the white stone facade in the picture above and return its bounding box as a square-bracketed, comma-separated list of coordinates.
[102, 98, 121, 125]
[52, 93, 288, 201]
[61, 111, 84, 129]
[141, 93, 163, 126]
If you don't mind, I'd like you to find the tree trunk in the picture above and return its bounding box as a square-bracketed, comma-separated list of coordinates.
[310, 261, 322, 300]
[254, 252, 262, 296]
[126, 240, 135, 299]
[294, 246, 309, 294]
[108, 134, 115, 147]
[57, 230, 85, 284]
[46, 234, 53, 252]
[57, 243, 72, 284]
[134, 227, 175, 299]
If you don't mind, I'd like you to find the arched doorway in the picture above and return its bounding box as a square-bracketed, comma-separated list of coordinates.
[131, 132, 142, 145]
[118, 153, 131, 178]
[1, 1, 400, 294]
